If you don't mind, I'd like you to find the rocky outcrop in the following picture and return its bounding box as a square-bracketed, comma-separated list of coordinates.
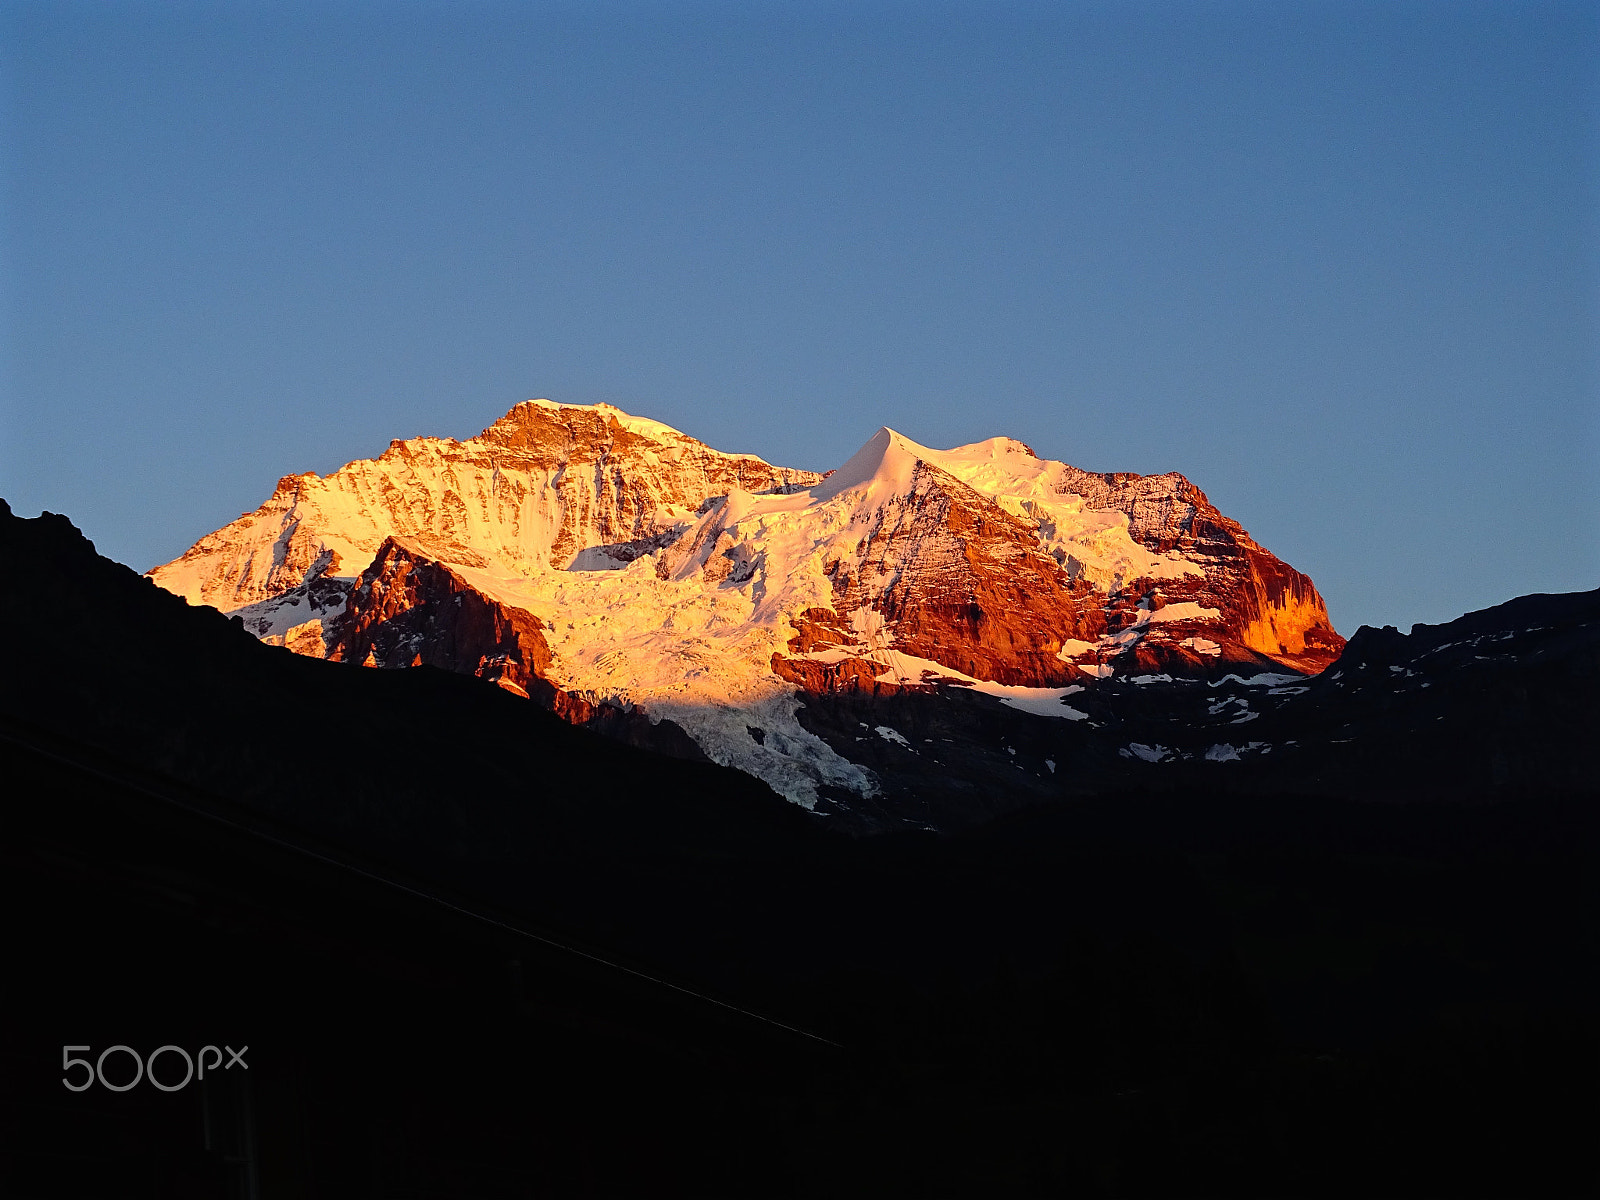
[852, 465, 1110, 685]
[327, 538, 554, 691]
[737, 430, 1340, 690]
[769, 460, 1109, 688]
[472, 402, 821, 570]
[324, 537, 709, 760]
[149, 400, 820, 611]
[147, 400, 1345, 809]
[1053, 468, 1343, 675]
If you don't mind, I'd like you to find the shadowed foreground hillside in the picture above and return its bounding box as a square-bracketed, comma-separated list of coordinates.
[2, 501, 1595, 1197]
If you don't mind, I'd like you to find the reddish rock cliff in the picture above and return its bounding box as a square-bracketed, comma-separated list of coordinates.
[325, 537, 709, 760]
[147, 401, 1344, 806]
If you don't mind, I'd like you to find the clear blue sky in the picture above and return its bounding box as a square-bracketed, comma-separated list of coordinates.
[2, 0, 1595, 633]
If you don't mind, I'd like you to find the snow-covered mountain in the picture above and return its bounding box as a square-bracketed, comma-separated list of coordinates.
[150, 399, 1343, 810]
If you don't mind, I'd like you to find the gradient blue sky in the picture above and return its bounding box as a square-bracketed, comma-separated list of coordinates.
[3, 0, 1595, 634]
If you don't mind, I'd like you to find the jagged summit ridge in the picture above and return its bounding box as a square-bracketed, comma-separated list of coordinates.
[149, 398, 1343, 808]
[152, 399, 820, 611]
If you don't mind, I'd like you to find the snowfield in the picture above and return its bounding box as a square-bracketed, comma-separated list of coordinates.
[148, 400, 1313, 808]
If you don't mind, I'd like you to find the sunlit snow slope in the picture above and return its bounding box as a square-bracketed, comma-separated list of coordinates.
[150, 400, 1342, 807]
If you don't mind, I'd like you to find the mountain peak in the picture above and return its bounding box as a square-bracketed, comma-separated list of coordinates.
[811, 427, 933, 503]
[148, 399, 1342, 810]
[487, 398, 695, 446]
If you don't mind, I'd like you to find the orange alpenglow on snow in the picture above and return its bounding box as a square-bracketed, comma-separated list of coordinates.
[149, 399, 1343, 807]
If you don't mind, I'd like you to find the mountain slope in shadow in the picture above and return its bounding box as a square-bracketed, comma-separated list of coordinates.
[3, 499, 1596, 1198]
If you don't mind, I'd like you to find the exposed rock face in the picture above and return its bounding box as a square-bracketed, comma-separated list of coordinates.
[1059, 469, 1345, 676]
[324, 536, 709, 760]
[714, 428, 1340, 690]
[327, 538, 555, 691]
[150, 400, 821, 612]
[148, 399, 1343, 809]
[784, 458, 1108, 688]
